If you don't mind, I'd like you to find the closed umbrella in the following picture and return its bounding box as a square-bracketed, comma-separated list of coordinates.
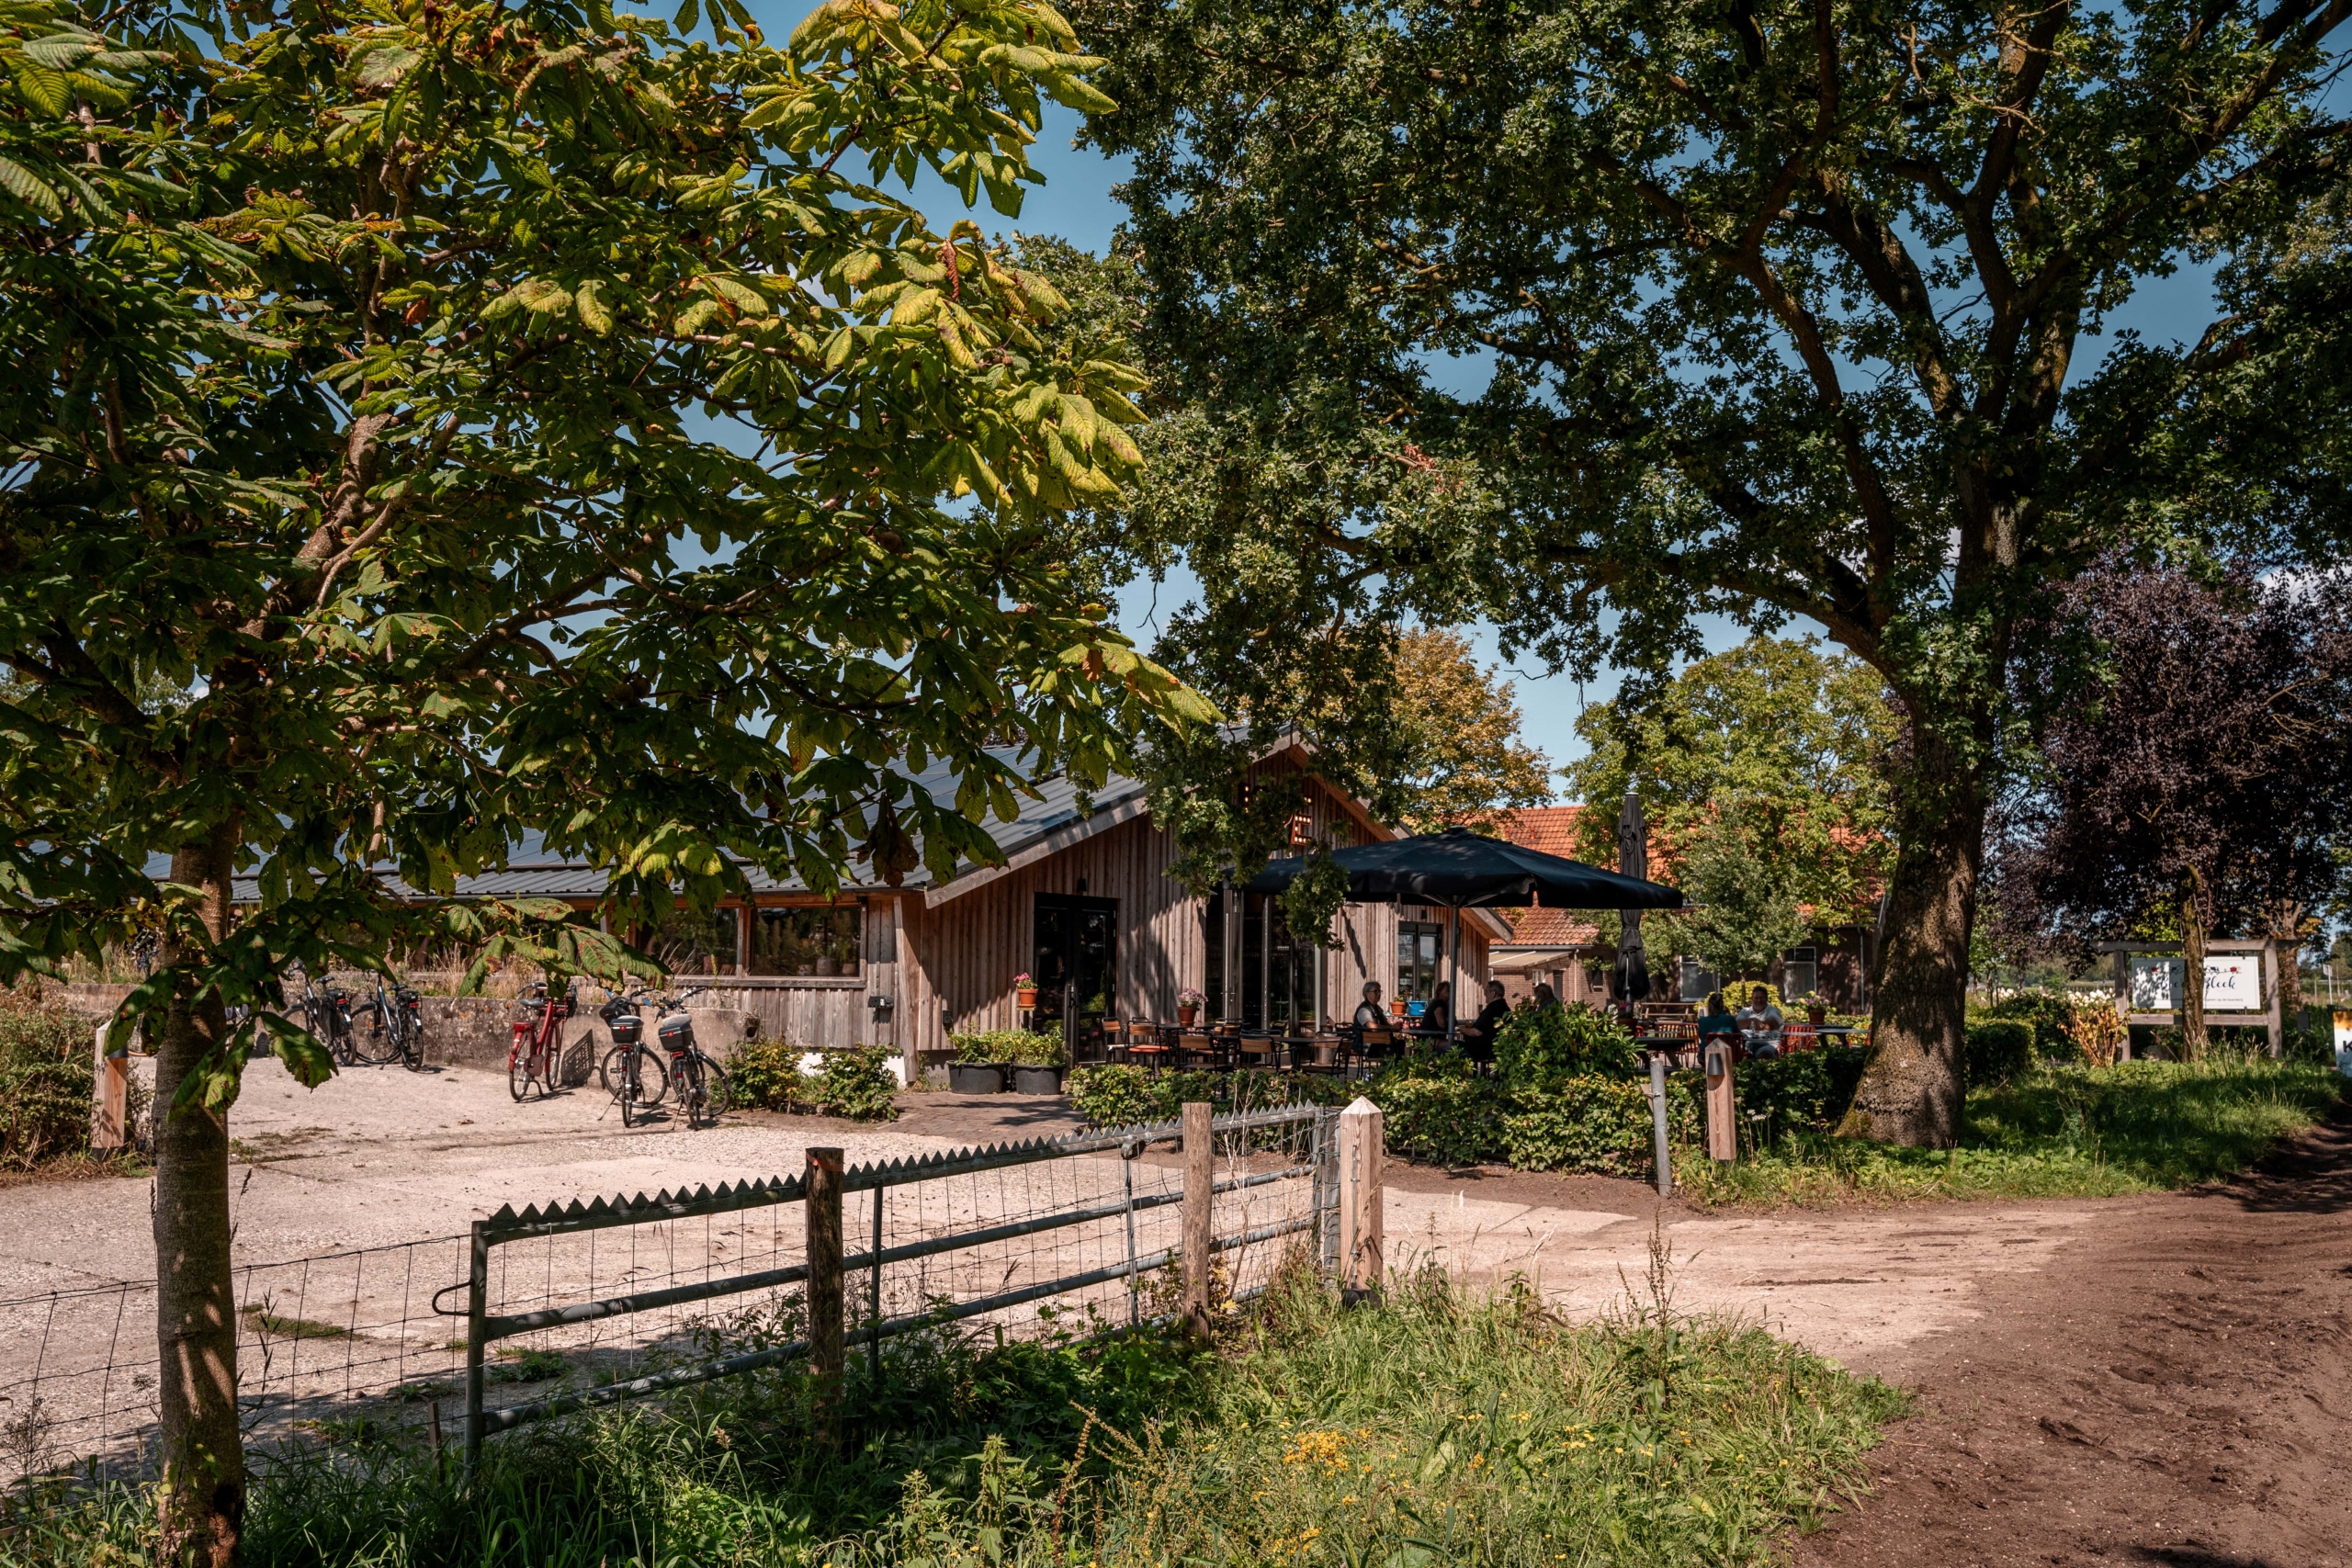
[1246, 826, 1682, 1044]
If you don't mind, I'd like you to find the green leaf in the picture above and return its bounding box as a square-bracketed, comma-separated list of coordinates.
[11, 59, 71, 116]
[575, 276, 614, 334]
[0, 154, 62, 219]
[673, 0, 699, 31]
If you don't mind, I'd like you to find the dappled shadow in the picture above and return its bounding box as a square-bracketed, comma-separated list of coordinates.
[2133, 1547, 2298, 1568]
[2205, 1097, 2352, 1215]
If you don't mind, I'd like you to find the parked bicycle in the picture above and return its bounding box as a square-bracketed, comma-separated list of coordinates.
[356, 979, 426, 1071]
[601, 987, 730, 1129]
[288, 967, 358, 1066]
[509, 980, 575, 1100]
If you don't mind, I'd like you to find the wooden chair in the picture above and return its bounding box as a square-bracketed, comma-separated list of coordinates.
[1124, 1021, 1174, 1072]
[1236, 1032, 1278, 1071]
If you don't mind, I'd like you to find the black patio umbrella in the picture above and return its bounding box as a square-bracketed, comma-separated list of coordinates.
[1244, 826, 1683, 1043]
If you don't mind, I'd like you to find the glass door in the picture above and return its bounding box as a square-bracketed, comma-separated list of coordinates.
[1033, 894, 1118, 1044]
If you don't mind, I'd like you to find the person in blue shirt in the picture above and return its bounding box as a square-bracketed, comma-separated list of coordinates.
[1695, 991, 1740, 1041]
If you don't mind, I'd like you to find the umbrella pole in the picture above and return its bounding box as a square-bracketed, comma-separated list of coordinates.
[1447, 905, 1459, 1049]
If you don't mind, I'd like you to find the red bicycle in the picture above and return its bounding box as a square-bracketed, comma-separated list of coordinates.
[508, 981, 572, 1100]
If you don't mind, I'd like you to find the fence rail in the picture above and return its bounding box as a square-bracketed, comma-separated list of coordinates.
[0, 1099, 1372, 1490]
[459, 1100, 1337, 1467]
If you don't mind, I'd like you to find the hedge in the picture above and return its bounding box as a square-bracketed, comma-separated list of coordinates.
[0, 1000, 104, 1168]
[726, 1041, 900, 1122]
[1067, 1066, 1353, 1129]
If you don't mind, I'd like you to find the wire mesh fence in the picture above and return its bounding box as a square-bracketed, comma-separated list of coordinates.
[0, 1232, 472, 1487]
[0, 1100, 1340, 1490]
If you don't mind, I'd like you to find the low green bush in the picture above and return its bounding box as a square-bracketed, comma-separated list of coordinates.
[950, 1026, 1062, 1066]
[0, 998, 104, 1169]
[1500, 1075, 1698, 1176]
[724, 1042, 899, 1122]
[1365, 1068, 1501, 1167]
[728, 1037, 807, 1112]
[1965, 1021, 2034, 1086]
[811, 1045, 901, 1122]
[1735, 1045, 1871, 1139]
[1492, 1000, 1637, 1088]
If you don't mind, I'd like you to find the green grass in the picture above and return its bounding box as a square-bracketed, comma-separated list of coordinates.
[1679, 1054, 2345, 1208]
[2, 1260, 1903, 1567]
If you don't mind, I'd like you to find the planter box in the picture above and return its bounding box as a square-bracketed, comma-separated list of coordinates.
[1011, 1065, 1067, 1095]
[947, 1062, 1006, 1094]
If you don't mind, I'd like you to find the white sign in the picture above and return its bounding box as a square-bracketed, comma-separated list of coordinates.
[2127, 954, 2266, 1013]
[2335, 1010, 2352, 1077]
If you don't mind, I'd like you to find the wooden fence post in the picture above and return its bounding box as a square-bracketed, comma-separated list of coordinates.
[806, 1147, 844, 1442]
[1181, 1101, 1213, 1338]
[1703, 1042, 1736, 1162]
[1645, 1051, 1673, 1198]
[89, 1022, 128, 1153]
[1339, 1097, 1383, 1298]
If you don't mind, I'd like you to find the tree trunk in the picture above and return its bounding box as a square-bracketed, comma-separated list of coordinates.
[1840, 732, 1984, 1149]
[2269, 897, 2305, 1029]
[2178, 874, 2208, 1060]
[154, 834, 243, 1566]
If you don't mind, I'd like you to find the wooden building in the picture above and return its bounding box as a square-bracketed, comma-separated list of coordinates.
[428, 739, 1504, 1080]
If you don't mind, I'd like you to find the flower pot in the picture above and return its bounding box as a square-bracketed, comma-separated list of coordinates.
[1177, 1005, 1198, 1027]
[947, 1062, 1006, 1094]
[1015, 987, 1038, 1010]
[1806, 1006, 1828, 1025]
[1012, 1065, 1066, 1095]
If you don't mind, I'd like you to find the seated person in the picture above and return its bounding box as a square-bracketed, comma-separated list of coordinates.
[1458, 980, 1511, 1067]
[1531, 982, 1564, 1012]
[1735, 985, 1784, 1058]
[1419, 982, 1453, 1032]
[1352, 982, 1391, 1035]
[1695, 990, 1740, 1040]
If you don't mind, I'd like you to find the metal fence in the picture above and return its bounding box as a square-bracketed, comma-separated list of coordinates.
[0, 1101, 1339, 1488]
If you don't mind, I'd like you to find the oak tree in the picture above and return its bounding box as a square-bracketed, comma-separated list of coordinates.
[1080, 0, 2352, 1144]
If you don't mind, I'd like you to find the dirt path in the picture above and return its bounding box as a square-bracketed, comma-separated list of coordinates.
[1789, 1102, 2352, 1568]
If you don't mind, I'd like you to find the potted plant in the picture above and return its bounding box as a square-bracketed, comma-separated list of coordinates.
[1011, 1028, 1069, 1094]
[947, 1033, 1008, 1093]
[1176, 987, 1204, 1027]
[1013, 971, 1038, 1010]
[1801, 992, 1829, 1025]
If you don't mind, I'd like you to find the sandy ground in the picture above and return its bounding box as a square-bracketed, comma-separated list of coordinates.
[8, 1059, 2101, 1378]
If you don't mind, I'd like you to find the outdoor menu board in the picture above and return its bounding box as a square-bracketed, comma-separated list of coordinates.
[2127, 955, 2266, 1012]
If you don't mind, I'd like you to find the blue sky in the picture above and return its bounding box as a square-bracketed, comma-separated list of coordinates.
[736, 7, 2235, 788]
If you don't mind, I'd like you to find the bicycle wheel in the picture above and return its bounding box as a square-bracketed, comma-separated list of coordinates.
[610, 1044, 666, 1125]
[351, 1002, 400, 1066]
[695, 1055, 730, 1121]
[508, 1035, 532, 1100]
[400, 1014, 425, 1071]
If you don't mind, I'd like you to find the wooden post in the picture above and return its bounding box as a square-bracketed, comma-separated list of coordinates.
[90, 1022, 128, 1152]
[2112, 949, 2132, 1060]
[1646, 1051, 1673, 1198]
[1703, 1042, 1736, 1162]
[2265, 938, 2284, 1057]
[805, 1147, 844, 1441]
[1181, 1102, 1213, 1337]
[1339, 1097, 1384, 1297]
[462, 1221, 489, 1478]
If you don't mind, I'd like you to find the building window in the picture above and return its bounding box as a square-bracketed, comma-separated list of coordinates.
[1204, 888, 1227, 1022]
[649, 906, 739, 976]
[1782, 946, 1818, 999]
[751, 906, 861, 977]
[1679, 958, 1717, 1003]
[1398, 921, 1444, 1017]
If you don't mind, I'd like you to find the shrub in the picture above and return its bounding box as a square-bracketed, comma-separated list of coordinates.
[1964, 1021, 2034, 1087]
[1499, 1074, 1697, 1176]
[1365, 1069, 1502, 1167]
[811, 1045, 900, 1122]
[724, 1041, 899, 1121]
[0, 998, 102, 1168]
[950, 1026, 1060, 1065]
[1492, 1000, 1638, 1089]
[1735, 1045, 1871, 1137]
[1069, 1064, 1164, 1128]
[727, 1037, 807, 1112]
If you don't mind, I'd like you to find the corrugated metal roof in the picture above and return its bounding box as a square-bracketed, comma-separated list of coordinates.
[154, 750, 1151, 904]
